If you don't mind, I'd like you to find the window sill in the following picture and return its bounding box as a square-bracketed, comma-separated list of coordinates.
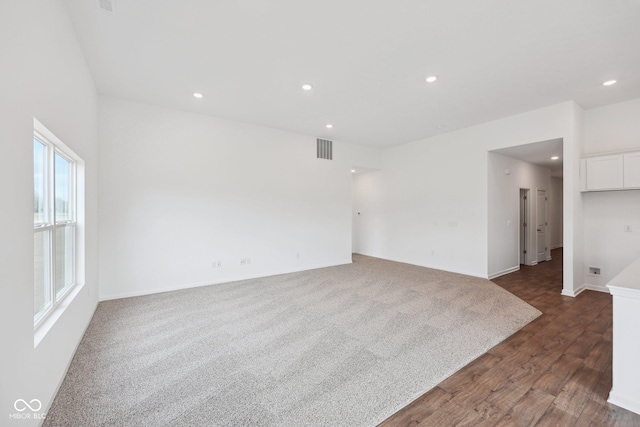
[34, 283, 85, 348]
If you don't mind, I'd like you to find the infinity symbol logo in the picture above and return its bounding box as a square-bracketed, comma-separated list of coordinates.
[14, 399, 42, 412]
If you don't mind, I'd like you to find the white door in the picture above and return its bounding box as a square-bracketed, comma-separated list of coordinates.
[536, 190, 547, 262]
[520, 189, 529, 265]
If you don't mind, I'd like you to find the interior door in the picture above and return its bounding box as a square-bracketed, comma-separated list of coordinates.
[520, 189, 528, 265]
[536, 190, 547, 262]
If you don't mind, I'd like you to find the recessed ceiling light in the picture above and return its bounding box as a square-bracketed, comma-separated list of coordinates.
[426, 76, 438, 83]
[326, 124, 333, 129]
[302, 84, 313, 91]
[551, 156, 559, 160]
[351, 169, 356, 173]
[193, 92, 204, 98]
[603, 80, 617, 86]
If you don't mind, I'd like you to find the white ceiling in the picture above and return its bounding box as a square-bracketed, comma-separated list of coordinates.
[492, 139, 564, 178]
[63, 0, 640, 148]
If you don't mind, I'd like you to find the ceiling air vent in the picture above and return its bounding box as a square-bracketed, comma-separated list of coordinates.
[317, 138, 333, 160]
[98, 0, 116, 12]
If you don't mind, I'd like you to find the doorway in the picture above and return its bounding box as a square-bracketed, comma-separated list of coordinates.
[536, 189, 548, 263]
[519, 189, 529, 265]
[488, 138, 564, 291]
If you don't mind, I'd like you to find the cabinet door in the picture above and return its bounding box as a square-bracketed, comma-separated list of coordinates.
[586, 155, 623, 191]
[623, 152, 640, 189]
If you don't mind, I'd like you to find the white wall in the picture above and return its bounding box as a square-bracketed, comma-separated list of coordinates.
[583, 191, 640, 290]
[98, 96, 380, 300]
[487, 153, 551, 278]
[582, 98, 640, 291]
[0, 1, 99, 425]
[549, 177, 564, 250]
[352, 101, 582, 295]
[584, 98, 640, 153]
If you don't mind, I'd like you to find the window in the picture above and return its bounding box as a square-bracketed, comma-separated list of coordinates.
[33, 121, 83, 326]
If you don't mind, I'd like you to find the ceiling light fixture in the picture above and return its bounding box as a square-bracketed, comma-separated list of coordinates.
[351, 169, 356, 173]
[193, 92, 204, 98]
[551, 156, 559, 160]
[426, 76, 438, 83]
[603, 80, 617, 86]
[302, 84, 313, 91]
[326, 124, 333, 129]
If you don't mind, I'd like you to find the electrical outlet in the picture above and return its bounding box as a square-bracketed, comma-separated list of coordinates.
[296, 252, 300, 259]
[624, 225, 633, 232]
[212, 261, 222, 268]
[240, 258, 251, 265]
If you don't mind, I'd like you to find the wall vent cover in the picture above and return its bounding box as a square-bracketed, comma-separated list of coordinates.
[98, 0, 116, 12]
[317, 138, 333, 160]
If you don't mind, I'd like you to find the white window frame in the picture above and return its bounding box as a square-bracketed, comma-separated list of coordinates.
[33, 119, 85, 336]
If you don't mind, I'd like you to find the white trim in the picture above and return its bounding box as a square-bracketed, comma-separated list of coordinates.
[608, 285, 640, 300]
[584, 284, 610, 294]
[488, 265, 520, 280]
[33, 118, 86, 342]
[561, 284, 586, 297]
[535, 187, 550, 263]
[519, 188, 530, 266]
[608, 390, 640, 416]
[34, 119, 80, 158]
[368, 255, 484, 278]
[99, 261, 352, 301]
[34, 283, 85, 347]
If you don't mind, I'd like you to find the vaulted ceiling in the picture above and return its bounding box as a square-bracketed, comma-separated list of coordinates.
[64, 0, 640, 148]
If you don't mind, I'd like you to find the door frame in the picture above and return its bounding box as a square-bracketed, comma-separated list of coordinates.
[536, 188, 549, 263]
[519, 188, 530, 265]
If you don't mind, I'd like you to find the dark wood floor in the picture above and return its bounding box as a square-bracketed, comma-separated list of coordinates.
[379, 248, 640, 426]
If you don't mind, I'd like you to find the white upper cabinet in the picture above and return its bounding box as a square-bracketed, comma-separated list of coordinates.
[585, 154, 624, 191]
[623, 152, 640, 189]
[581, 150, 640, 192]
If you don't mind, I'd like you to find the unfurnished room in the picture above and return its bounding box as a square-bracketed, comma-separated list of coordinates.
[2, 1, 640, 426]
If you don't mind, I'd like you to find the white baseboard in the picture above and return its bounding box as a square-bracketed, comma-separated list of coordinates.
[99, 261, 351, 301]
[562, 284, 586, 297]
[488, 265, 520, 280]
[561, 283, 610, 298]
[585, 284, 610, 294]
[609, 390, 640, 416]
[360, 254, 484, 279]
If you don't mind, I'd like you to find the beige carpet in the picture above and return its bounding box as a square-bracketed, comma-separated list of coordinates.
[44, 255, 540, 427]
